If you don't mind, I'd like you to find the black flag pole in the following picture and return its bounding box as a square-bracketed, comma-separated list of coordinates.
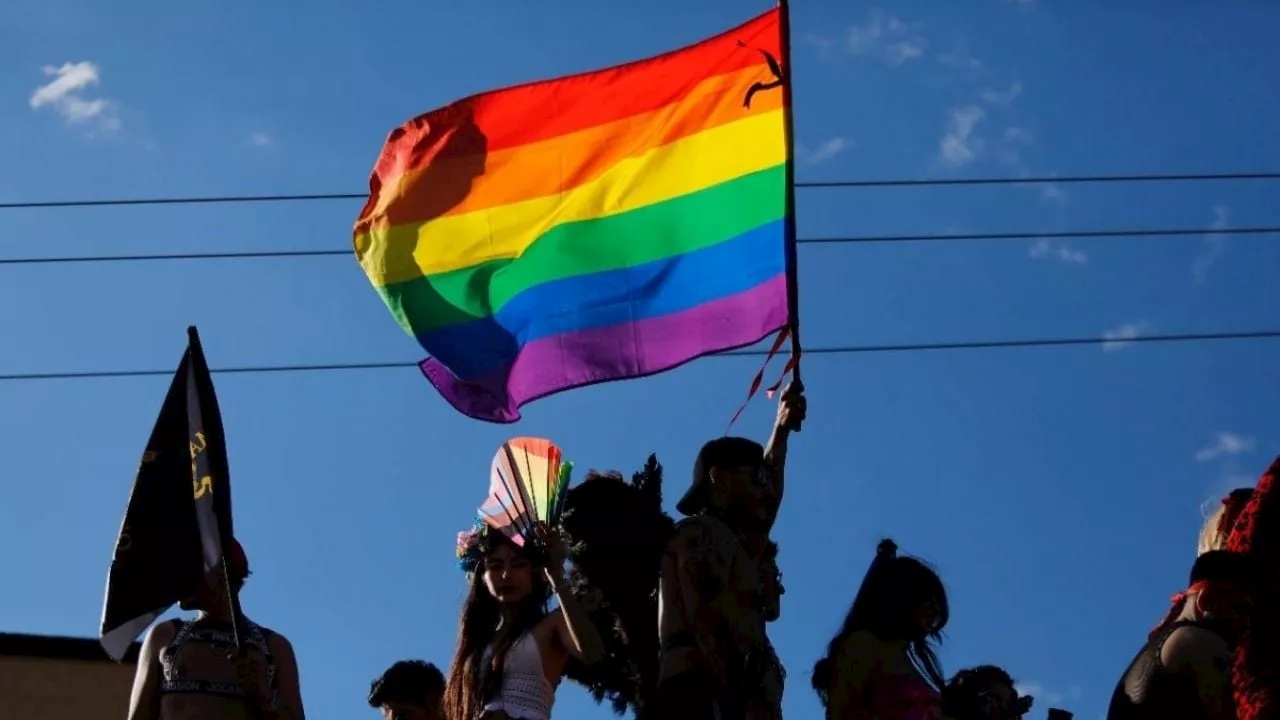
[777, 0, 805, 429]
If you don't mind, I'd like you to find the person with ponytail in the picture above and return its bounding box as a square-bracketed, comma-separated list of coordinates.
[1106, 549, 1256, 720]
[443, 523, 605, 720]
[811, 539, 949, 720]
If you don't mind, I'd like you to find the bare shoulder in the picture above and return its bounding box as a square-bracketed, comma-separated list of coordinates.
[264, 630, 297, 659]
[1162, 625, 1230, 673]
[141, 619, 181, 656]
[837, 630, 887, 656]
[831, 631, 886, 682]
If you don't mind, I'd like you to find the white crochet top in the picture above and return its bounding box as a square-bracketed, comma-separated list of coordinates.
[481, 632, 555, 720]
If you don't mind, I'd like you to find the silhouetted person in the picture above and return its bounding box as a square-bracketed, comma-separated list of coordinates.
[1107, 550, 1256, 720]
[944, 665, 1033, 720]
[127, 540, 305, 720]
[654, 385, 804, 720]
[812, 539, 949, 720]
[369, 660, 444, 720]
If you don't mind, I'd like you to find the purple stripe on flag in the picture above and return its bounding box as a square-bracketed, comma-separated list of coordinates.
[420, 273, 789, 423]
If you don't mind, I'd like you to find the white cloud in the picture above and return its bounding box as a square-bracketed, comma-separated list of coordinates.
[1028, 238, 1086, 265]
[988, 124, 1067, 205]
[1014, 682, 1081, 706]
[799, 137, 849, 166]
[1003, 126, 1034, 145]
[250, 132, 274, 148]
[939, 52, 983, 71]
[1102, 320, 1153, 351]
[886, 41, 926, 64]
[848, 11, 927, 65]
[1015, 682, 1043, 698]
[30, 62, 99, 108]
[995, 125, 1033, 169]
[1192, 205, 1230, 284]
[1195, 432, 1256, 462]
[30, 61, 119, 133]
[938, 105, 984, 167]
[983, 82, 1024, 105]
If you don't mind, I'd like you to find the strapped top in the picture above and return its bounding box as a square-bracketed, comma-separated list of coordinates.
[1107, 619, 1226, 720]
[481, 632, 555, 720]
[159, 618, 279, 706]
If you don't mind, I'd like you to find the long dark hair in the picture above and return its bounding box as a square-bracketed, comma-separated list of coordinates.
[442, 533, 549, 720]
[812, 539, 949, 708]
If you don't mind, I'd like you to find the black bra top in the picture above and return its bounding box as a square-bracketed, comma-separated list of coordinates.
[158, 619, 278, 704]
[1106, 619, 1230, 720]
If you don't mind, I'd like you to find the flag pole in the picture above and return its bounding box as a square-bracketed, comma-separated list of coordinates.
[219, 556, 245, 649]
[777, 0, 805, 428]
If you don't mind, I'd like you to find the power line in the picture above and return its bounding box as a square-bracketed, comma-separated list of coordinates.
[2, 171, 1279, 211]
[3, 329, 1276, 383]
[2, 225, 1275, 268]
[795, 171, 1280, 190]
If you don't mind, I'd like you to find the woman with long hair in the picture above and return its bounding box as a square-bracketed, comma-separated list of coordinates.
[812, 539, 950, 720]
[443, 523, 605, 720]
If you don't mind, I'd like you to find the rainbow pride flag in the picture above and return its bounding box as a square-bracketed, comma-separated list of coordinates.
[354, 8, 793, 422]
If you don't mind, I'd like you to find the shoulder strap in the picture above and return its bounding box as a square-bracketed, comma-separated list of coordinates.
[159, 619, 280, 701]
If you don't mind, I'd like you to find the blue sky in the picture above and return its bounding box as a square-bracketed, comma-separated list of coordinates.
[2, 0, 1279, 718]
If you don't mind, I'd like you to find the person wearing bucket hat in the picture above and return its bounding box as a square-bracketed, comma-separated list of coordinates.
[126, 539, 306, 720]
[653, 382, 805, 720]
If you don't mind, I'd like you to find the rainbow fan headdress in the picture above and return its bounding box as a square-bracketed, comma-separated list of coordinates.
[482, 437, 573, 544]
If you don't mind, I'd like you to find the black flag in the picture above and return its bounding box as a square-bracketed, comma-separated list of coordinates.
[99, 327, 239, 661]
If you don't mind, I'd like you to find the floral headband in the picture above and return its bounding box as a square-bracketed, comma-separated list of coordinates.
[454, 518, 557, 575]
[455, 520, 488, 574]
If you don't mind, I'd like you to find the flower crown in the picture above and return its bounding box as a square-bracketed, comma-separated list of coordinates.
[455, 520, 489, 574]
[454, 519, 556, 575]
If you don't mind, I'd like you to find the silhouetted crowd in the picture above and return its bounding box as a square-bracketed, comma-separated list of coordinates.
[121, 384, 1280, 720]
